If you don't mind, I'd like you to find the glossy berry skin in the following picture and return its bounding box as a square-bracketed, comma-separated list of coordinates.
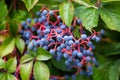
[77, 52, 83, 58]
[27, 18, 32, 23]
[49, 49, 55, 55]
[86, 56, 91, 62]
[81, 34, 87, 40]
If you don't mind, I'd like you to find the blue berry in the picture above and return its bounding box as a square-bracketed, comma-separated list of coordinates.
[87, 66, 92, 72]
[100, 29, 105, 34]
[25, 32, 31, 38]
[75, 40, 79, 44]
[21, 21, 26, 26]
[67, 57, 72, 62]
[36, 11, 41, 16]
[38, 18, 43, 23]
[86, 56, 91, 62]
[77, 19, 82, 24]
[56, 30, 62, 34]
[66, 46, 71, 50]
[49, 49, 55, 55]
[60, 43, 65, 48]
[68, 36, 73, 40]
[72, 50, 78, 57]
[77, 63, 82, 67]
[65, 60, 70, 65]
[28, 44, 33, 50]
[81, 34, 87, 40]
[27, 18, 32, 23]
[24, 25, 29, 29]
[64, 36, 69, 41]
[87, 42, 93, 47]
[68, 40, 74, 45]
[92, 35, 96, 40]
[57, 35, 62, 41]
[31, 26, 37, 32]
[41, 15, 46, 20]
[49, 11, 54, 15]
[42, 10, 48, 15]
[34, 18, 38, 23]
[63, 53, 69, 58]
[57, 15, 61, 19]
[95, 37, 100, 42]
[37, 30, 41, 34]
[77, 52, 83, 58]
[60, 25, 66, 29]
[71, 75, 76, 80]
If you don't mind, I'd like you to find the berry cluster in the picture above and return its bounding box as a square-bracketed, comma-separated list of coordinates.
[20, 9, 104, 79]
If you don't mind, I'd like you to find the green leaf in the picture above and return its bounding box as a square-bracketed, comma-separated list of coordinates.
[73, 0, 97, 8]
[100, 3, 120, 31]
[103, 43, 120, 56]
[92, 61, 113, 80]
[36, 48, 52, 61]
[20, 54, 34, 64]
[20, 61, 33, 80]
[0, 73, 5, 80]
[0, 36, 15, 58]
[75, 6, 99, 32]
[59, 2, 74, 27]
[109, 59, 120, 80]
[0, 58, 5, 69]
[73, 26, 81, 38]
[22, 0, 39, 11]
[0, 73, 16, 80]
[34, 61, 50, 80]
[0, 0, 8, 21]
[5, 57, 17, 73]
[101, 0, 120, 2]
[0, 21, 6, 31]
[15, 37, 25, 54]
[9, 21, 18, 36]
[10, 10, 30, 21]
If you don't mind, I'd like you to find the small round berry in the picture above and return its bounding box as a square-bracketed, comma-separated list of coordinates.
[63, 53, 69, 58]
[77, 63, 82, 68]
[65, 60, 70, 65]
[49, 11, 54, 15]
[31, 26, 37, 32]
[49, 49, 55, 55]
[27, 18, 32, 23]
[64, 36, 69, 41]
[21, 21, 26, 26]
[68, 40, 74, 46]
[37, 30, 41, 34]
[86, 56, 91, 62]
[66, 46, 71, 50]
[38, 18, 43, 23]
[57, 15, 61, 19]
[95, 37, 100, 42]
[36, 11, 41, 16]
[71, 75, 76, 80]
[81, 34, 87, 40]
[42, 10, 48, 15]
[34, 18, 38, 23]
[60, 25, 66, 29]
[77, 19, 82, 24]
[75, 40, 79, 44]
[100, 29, 105, 34]
[77, 52, 83, 58]
[72, 50, 78, 57]
[60, 43, 65, 48]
